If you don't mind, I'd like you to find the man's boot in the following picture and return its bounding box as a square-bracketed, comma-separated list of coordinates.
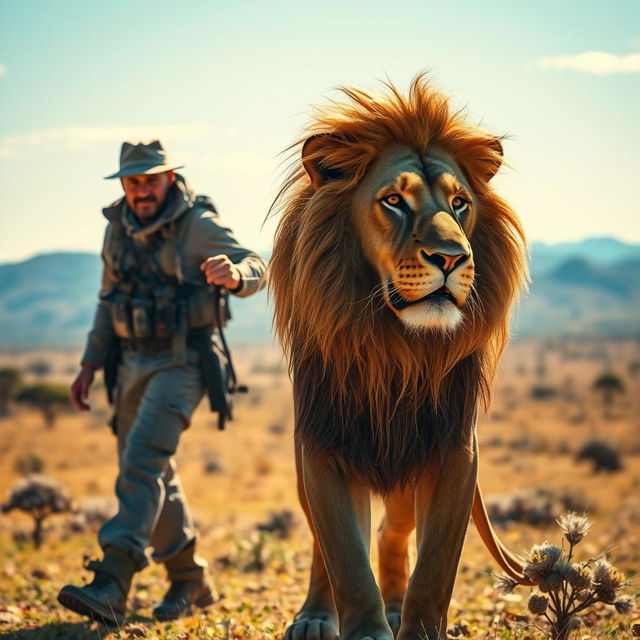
[57, 546, 137, 626]
[153, 540, 217, 621]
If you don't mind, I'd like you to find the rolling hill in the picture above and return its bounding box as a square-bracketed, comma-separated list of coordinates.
[0, 237, 638, 349]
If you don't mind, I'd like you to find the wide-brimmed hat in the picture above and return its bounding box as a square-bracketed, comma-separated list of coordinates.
[104, 139, 184, 179]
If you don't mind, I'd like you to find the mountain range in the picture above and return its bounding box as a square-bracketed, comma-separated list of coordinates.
[0, 237, 638, 348]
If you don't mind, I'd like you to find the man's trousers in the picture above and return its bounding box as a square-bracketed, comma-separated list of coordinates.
[98, 347, 206, 573]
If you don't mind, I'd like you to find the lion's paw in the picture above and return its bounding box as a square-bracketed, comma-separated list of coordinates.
[284, 614, 339, 640]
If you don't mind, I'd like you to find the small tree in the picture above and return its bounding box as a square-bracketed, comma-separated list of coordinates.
[592, 372, 625, 418]
[0, 367, 22, 417]
[2, 474, 74, 548]
[14, 383, 70, 428]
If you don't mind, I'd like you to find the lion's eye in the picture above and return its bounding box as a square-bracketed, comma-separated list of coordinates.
[451, 195, 469, 214]
[381, 193, 403, 208]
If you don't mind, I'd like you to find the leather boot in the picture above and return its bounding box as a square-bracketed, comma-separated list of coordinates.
[153, 541, 217, 621]
[57, 546, 137, 626]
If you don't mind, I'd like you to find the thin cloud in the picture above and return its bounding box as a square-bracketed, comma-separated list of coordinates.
[0, 124, 211, 156]
[0, 64, 6, 77]
[538, 51, 640, 75]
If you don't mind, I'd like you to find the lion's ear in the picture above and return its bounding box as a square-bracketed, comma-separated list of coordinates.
[481, 137, 504, 182]
[302, 134, 347, 190]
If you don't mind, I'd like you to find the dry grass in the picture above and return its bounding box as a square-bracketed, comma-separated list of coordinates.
[0, 338, 639, 639]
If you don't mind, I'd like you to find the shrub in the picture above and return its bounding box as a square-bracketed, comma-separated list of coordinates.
[14, 453, 46, 476]
[25, 360, 52, 378]
[1, 474, 74, 547]
[530, 385, 559, 400]
[257, 510, 295, 539]
[268, 422, 287, 435]
[235, 531, 271, 572]
[486, 488, 588, 527]
[203, 455, 223, 474]
[14, 383, 70, 428]
[576, 438, 622, 473]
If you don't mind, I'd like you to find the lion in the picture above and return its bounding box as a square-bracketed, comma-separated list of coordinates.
[269, 76, 532, 640]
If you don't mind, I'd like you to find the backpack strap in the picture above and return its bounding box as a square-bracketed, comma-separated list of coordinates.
[172, 195, 217, 286]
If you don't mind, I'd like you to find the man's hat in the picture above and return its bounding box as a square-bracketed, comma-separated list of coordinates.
[104, 139, 184, 179]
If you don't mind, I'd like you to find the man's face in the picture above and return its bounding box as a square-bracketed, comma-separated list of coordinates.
[121, 171, 175, 220]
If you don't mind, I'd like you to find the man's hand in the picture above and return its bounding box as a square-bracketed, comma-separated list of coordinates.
[200, 255, 242, 290]
[70, 364, 97, 411]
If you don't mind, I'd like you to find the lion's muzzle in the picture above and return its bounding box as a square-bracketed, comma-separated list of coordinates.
[419, 249, 470, 276]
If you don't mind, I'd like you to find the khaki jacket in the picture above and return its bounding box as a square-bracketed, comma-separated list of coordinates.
[81, 174, 267, 368]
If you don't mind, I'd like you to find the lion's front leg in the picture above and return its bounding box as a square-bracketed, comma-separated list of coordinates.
[397, 436, 478, 640]
[285, 440, 338, 640]
[302, 446, 394, 640]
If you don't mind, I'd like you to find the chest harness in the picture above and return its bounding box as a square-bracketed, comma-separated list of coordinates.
[103, 197, 244, 429]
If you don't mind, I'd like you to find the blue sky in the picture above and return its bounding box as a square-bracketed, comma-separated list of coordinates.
[1, 0, 639, 261]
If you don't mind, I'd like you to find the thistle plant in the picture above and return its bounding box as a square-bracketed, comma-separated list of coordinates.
[495, 512, 636, 640]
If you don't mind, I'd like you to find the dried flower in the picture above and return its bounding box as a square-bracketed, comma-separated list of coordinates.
[613, 595, 635, 616]
[598, 585, 618, 604]
[593, 559, 625, 603]
[539, 571, 564, 593]
[528, 593, 549, 615]
[609, 568, 625, 588]
[494, 574, 518, 596]
[492, 513, 634, 639]
[557, 512, 591, 545]
[592, 559, 612, 583]
[568, 563, 592, 592]
[523, 542, 562, 582]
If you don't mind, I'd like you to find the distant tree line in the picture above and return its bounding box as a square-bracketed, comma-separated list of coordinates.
[0, 367, 70, 427]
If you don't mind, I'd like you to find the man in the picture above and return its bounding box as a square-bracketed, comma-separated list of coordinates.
[58, 140, 266, 625]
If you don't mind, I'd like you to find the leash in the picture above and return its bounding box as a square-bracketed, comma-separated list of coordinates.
[212, 285, 248, 429]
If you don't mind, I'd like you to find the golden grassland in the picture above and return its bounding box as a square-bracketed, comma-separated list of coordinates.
[0, 338, 639, 639]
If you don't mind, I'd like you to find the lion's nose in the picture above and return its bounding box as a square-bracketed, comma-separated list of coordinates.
[420, 250, 469, 276]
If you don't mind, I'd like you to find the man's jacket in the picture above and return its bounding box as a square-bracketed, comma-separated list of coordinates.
[81, 174, 266, 369]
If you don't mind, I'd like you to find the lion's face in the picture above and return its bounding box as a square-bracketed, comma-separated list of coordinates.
[273, 78, 527, 463]
[352, 144, 475, 332]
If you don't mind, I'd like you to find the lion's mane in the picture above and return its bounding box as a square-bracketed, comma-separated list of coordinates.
[270, 76, 527, 493]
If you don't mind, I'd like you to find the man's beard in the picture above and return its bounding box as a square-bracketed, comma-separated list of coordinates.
[133, 195, 166, 223]
[134, 196, 157, 207]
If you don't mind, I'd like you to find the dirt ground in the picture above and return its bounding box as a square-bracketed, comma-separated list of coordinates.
[0, 338, 639, 639]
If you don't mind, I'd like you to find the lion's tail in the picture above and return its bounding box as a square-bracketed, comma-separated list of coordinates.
[472, 484, 535, 586]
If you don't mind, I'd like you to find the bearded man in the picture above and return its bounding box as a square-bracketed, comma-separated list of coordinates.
[58, 140, 266, 625]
